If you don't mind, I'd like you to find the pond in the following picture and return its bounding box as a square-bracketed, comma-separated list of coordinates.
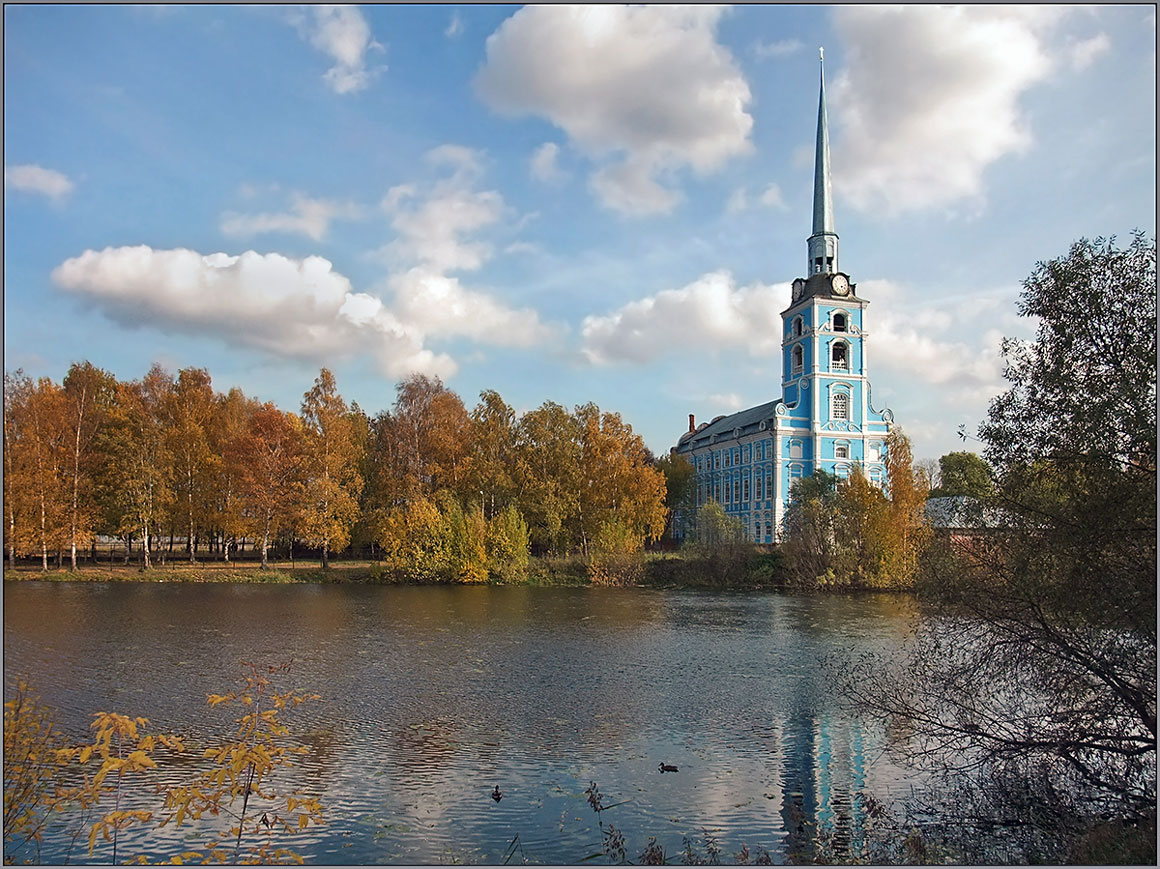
[4, 582, 924, 864]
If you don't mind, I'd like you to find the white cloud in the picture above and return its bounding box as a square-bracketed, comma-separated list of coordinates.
[52, 246, 454, 379]
[381, 145, 558, 346]
[830, 6, 1067, 215]
[753, 38, 803, 59]
[383, 183, 504, 273]
[1068, 32, 1110, 70]
[446, 12, 464, 39]
[530, 142, 567, 184]
[475, 5, 753, 216]
[760, 183, 786, 209]
[581, 271, 785, 365]
[392, 268, 554, 347]
[5, 164, 74, 200]
[220, 192, 362, 241]
[856, 278, 1008, 398]
[297, 5, 383, 94]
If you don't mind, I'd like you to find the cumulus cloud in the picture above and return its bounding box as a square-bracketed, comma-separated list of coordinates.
[830, 6, 1067, 214]
[220, 192, 362, 241]
[530, 142, 566, 184]
[5, 164, 74, 200]
[856, 279, 1010, 399]
[475, 5, 753, 216]
[446, 12, 464, 39]
[296, 5, 383, 94]
[381, 145, 558, 346]
[581, 271, 785, 365]
[53, 246, 454, 378]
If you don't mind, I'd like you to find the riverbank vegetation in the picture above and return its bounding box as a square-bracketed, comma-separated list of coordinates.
[838, 233, 1157, 863]
[4, 366, 666, 580]
[3, 665, 323, 865]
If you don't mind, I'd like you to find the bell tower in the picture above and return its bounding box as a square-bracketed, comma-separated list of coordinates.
[774, 47, 893, 519]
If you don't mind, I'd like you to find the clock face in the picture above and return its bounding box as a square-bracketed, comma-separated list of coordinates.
[831, 274, 850, 296]
[791, 278, 804, 300]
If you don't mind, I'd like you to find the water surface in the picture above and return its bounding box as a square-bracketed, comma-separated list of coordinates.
[4, 582, 922, 864]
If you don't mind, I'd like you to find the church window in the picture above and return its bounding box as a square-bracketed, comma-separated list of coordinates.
[832, 342, 849, 372]
[792, 345, 803, 373]
[869, 468, 885, 488]
[789, 439, 803, 459]
[835, 463, 851, 479]
[757, 441, 764, 461]
[765, 521, 773, 540]
[833, 313, 847, 332]
[743, 477, 750, 502]
[868, 442, 882, 462]
[793, 316, 803, 337]
[832, 392, 849, 420]
[725, 450, 731, 468]
[835, 442, 850, 459]
[725, 481, 732, 504]
[766, 472, 773, 499]
[714, 452, 720, 469]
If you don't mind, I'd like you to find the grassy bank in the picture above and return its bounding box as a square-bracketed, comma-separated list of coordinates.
[3, 550, 788, 588]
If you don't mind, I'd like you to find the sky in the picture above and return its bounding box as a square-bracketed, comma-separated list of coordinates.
[4, 4, 1156, 463]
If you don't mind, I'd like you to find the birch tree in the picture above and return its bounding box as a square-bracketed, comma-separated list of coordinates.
[299, 369, 363, 568]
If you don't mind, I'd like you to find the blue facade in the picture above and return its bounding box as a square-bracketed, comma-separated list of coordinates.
[672, 54, 894, 543]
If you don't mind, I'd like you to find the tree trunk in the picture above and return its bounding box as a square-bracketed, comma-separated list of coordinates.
[261, 513, 270, 569]
[8, 506, 15, 569]
[69, 384, 85, 572]
[141, 520, 151, 570]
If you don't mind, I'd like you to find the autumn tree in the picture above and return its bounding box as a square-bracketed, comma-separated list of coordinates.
[574, 403, 667, 557]
[299, 369, 364, 568]
[466, 389, 517, 519]
[96, 366, 175, 569]
[3, 371, 35, 567]
[163, 367, 219, 562]
[210, 387, 260, 561]
[59, 362, 117, 570]
[231, 403, 306, 568]
[513, 401, 582, 554]
[5, 377, 70, 569]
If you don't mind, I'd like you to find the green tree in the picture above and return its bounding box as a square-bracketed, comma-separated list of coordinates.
[513, 401, 582, 554]
[299, 369, 364, 568]
[930, 450, 994, 498]
[486, 504, 530, 582]
[844, 234, 1156, 863]
[780, 471, 839, 587]
[656, 451, 696, 542]
[686, 500, 751, 585]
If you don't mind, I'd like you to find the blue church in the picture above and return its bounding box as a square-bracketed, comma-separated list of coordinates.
[673, 53, 894, 544]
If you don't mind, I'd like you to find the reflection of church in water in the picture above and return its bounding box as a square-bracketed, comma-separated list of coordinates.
[778, 705, 871, 861]
[674, 50, 895, 543]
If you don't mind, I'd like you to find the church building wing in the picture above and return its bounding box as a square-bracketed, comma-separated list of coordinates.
[673, 50, 894, 544]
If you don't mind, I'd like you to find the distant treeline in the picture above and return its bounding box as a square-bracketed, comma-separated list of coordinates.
[2, 364, 666, 580]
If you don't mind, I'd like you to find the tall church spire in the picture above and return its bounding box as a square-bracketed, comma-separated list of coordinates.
[807, 47, 838, 275]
